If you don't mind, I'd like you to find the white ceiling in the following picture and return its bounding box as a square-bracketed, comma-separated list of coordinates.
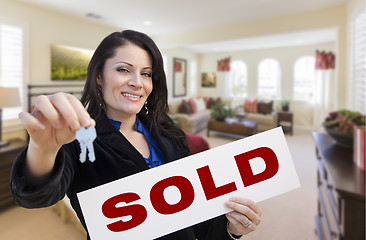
[19, 0, 346, 52]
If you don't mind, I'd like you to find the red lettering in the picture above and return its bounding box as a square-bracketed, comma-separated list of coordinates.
[234, 147, 279, 187]
[150, 176, 194, 215]
[197, 165, 237, 200]
[102, 192, 147, 232]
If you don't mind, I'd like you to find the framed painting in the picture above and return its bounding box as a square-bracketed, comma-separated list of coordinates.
[201, 72, 217, 87]
[51, 44, 94, 81]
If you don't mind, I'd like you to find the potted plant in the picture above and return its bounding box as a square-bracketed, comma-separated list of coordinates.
[281, 99, 290, 111]
[323, 109, 365, 148]
[211, 102, 234, 121]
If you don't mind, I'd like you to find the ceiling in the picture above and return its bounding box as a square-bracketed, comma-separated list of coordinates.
[19, 0, 347, 52]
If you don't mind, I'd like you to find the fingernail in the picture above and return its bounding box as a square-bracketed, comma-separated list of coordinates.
[225, 201, 232, 208]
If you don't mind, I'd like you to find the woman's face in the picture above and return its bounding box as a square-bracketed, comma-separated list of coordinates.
[99, 43, 153, 120]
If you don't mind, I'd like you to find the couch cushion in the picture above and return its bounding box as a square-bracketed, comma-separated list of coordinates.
[244, 99, 258, 113]
[178, 100, 191, 114]
[245, 112, 276, 125]
[168, 101, 180, 114]
[258, 100, 273, 114]
[195, 98, 206, 112]
[188, 98, 197, 113]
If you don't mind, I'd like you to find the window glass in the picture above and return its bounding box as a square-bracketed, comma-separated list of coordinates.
[0, 23, 23, 120]
[230, 60, 247, 97]
[294, 56, 316, 102]
[258, 58, 281, 99]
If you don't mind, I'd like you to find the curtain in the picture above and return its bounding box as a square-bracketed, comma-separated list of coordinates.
[217, 57, 231, 98]
[313, 51, 337, 131]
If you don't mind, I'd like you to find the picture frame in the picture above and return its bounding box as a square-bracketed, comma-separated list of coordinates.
[201, 72, 217, 87]
[51, 44, 93, 81]
[173, 58, 187, 97]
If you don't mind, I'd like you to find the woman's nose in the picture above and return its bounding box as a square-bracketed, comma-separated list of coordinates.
[128, 73, 143, 88]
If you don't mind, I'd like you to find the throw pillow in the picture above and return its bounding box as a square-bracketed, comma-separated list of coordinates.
[207, 97, 215, 109]
[203, 97, 209, 108]
[178, 100, 191, 114]
[258, 100, 273, 114]
[195, 98, 206, 112]
[244, 99, 258, 113]
[188, 98, 197, 113]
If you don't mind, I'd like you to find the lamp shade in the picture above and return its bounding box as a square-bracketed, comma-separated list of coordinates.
[0, 87, 21, 108]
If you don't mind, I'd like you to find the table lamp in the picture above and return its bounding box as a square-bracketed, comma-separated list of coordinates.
[0, 87, 21, 147]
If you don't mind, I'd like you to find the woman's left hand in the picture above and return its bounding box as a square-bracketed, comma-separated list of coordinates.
[225, 197, 262, 236]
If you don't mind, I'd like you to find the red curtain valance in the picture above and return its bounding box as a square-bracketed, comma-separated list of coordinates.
[217, 57, 231, 72]
[315, 50, 335, 70]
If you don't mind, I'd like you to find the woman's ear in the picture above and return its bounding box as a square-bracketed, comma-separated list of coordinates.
[96, 75, 102, 85]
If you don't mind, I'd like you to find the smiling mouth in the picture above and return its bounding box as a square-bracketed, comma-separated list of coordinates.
[122, 92, 142, 99]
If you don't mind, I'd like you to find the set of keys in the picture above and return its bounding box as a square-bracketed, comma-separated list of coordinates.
[75, 126, 97, 163]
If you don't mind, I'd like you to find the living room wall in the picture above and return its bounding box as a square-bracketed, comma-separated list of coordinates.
[0, 1, 354, 138]
[155, 5, 348, 110]
[198, 42, 336, 129]
[1, 0, 120, 140]
[160, 48, 199, 101]
[1, 0, 120, 84]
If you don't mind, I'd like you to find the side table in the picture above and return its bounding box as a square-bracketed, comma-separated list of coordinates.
[277, 111, 293, 135]
[0, 138, 27, 211]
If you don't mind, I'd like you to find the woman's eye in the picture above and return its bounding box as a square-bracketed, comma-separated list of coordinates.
[117, 67, 129, 73]
[142, 72, 152, 78]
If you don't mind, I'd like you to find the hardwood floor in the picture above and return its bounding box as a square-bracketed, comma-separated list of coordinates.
[0, 128, 318, 240]
[0, 206, 85, 240]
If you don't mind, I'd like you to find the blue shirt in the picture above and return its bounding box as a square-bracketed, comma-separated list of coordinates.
[109, 117, 164, 168]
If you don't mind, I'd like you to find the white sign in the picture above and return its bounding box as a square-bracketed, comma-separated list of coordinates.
[77, 127, 300, 240]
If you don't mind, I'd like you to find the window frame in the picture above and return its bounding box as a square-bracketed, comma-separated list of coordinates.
[293, 56, 316, 103]
[230, 60, 248, 98]
[257, 58, 281, 100]
[0, 17, 29, 132]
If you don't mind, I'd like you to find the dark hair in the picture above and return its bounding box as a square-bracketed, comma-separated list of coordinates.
[81, 30, 187, 142]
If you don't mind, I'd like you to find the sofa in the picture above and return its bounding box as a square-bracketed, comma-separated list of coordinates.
[169, 97, 277, 134]
[239, 99, 277, 132]
[168, 98, 211, 134]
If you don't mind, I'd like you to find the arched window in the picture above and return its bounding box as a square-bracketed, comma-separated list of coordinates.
[230, 60, 247, 97]
[258, 58, 280, 99]
[293, 56, 315, 102]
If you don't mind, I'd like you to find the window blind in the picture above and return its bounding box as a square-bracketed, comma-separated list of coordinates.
[349, 9, 366, 114]
[0, 23, 23, 120]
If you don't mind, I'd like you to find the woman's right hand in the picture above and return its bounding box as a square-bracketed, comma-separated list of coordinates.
[19, 92, 95, 177]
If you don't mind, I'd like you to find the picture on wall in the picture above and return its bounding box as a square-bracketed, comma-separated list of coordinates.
[173, 58, 187, 97]
[201, 72, 217, 87]
[51, 44, 94, 81]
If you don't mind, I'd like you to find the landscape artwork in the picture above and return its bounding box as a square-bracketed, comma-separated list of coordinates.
[201, 72, 217, 87]
[51, 44, 94, 80]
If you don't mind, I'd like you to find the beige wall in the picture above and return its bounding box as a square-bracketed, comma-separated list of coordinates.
[1, 0, 120, 140]
[156, 5, 348, 110]
[0, 1, 355, 136]
[197, 42, 336, 128]
[1, 0, 120, 84]
[160, 48, 199, 101]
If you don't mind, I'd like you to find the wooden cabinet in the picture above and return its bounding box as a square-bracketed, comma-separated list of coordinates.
[0, 138, 27, 211]
[313, 132, 365, 240]
[277, 111, 293, 135]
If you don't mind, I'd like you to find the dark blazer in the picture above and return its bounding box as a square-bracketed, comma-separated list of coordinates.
[10, 113, 231, 240]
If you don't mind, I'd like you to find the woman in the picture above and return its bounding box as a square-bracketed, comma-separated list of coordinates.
[11, 30, 261, 239]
